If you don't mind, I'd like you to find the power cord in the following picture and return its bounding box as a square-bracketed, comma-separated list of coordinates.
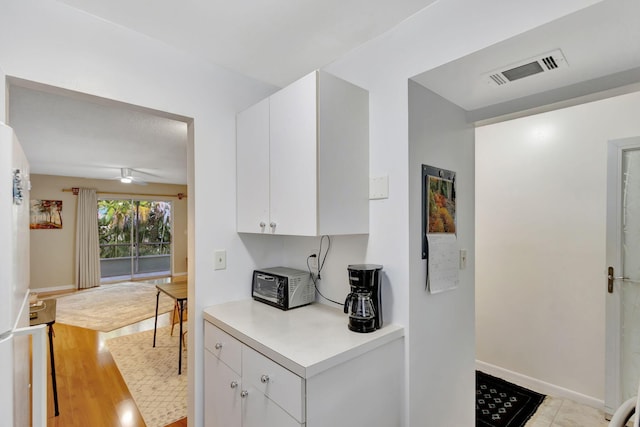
[307, 236, 342, 306]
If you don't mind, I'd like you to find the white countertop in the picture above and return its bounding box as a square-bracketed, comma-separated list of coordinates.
[203, 299, 404, 378]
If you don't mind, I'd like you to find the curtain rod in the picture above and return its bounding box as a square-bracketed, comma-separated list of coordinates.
[62, 187, 186, 199]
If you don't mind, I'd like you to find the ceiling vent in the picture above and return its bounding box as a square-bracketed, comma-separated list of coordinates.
[485, 49, 568, 86]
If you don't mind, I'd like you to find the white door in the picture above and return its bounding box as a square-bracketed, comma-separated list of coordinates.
[605, 136, 640, 415]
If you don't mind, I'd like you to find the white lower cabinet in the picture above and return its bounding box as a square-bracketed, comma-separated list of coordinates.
[204, 350, 241, 427]
[204, 323, 303, 427]
[203, 303, 404, 427]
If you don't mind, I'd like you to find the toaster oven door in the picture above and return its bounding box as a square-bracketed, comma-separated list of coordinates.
[253, 273, 284, 305]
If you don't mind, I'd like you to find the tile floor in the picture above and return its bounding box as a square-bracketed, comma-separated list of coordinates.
[526, 397, 613, 427]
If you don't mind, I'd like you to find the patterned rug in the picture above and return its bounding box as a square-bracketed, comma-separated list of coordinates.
[55, 282, 175, 332]
[476, 371, 545, 427]
[107, 326, 187, 427]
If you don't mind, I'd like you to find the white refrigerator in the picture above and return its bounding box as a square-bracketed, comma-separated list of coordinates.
[0, 122, 47, 427]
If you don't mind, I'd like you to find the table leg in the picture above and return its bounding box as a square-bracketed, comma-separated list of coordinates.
[153, 290, 160, 347]
[48, 324, 59, 416]
[178, 299, 184, 375]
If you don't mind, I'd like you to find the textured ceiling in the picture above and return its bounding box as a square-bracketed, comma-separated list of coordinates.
[55, 0, 439, 88]
[9, 84, 188, 185]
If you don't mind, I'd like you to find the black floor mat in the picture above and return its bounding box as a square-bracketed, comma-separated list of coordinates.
[476, 371, 545, 427]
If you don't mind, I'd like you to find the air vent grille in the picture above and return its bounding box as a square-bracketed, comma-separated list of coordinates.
[484, 49, 568, 87]
[541, 56, 559, 70]
[489, 74, 507, 86]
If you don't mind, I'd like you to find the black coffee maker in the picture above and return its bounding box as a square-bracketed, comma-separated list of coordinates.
[343, 264, 383, 333]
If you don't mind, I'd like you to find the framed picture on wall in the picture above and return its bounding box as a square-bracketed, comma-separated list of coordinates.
[30, 200, 63, 229]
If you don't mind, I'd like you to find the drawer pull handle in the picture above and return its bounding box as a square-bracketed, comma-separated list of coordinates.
[230, 381, 238, 389]
[260, 374, 270, 384]
[240, 390, 249, 398]
[214, 343, 222, 350]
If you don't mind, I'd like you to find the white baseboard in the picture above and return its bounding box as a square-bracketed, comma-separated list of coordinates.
[30, 284, 76, 294]
[476, 360, 604, 410]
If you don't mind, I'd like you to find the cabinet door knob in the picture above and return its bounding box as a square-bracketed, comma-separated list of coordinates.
[214, 343, 222, 350]
[259, 221, 266, 228]
[240, 390, 249, 398]
[230, 381, 238, 389]
[269, 222, 277, 229]
[260, 374, 270, 384]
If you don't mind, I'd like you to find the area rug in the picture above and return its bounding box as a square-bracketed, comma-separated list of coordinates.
[476, 371, 545, 427]
[56, 281, 175, 332]
[107, 326, 187, 427]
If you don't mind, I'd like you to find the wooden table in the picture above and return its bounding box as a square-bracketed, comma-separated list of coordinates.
[153, 283, 188, 374]
[30, 298, 59, 416]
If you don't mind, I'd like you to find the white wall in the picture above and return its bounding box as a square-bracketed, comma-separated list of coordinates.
[408, 80, 476, 425]
[0, 66, 5, 122]
[475, 90, 640, 405]
[0, 2, 276, 425]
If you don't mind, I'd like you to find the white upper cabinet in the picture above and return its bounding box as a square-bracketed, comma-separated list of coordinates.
[237, 98, 270, 233]
[236, 70, 369, 236]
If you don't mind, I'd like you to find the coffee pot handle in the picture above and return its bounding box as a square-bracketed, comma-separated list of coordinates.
[343, 293, 353, 314]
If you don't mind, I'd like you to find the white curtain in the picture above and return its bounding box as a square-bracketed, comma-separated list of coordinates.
[76, 188, 101, 289]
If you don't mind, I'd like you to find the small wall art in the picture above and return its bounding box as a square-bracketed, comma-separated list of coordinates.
[30, 200, 63, 229]
[422, 164, 458, 293]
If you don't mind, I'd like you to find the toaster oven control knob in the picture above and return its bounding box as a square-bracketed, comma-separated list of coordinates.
[214, 343, 222, 350]
[230, 381, 238, 389]
[260, 374, 270, 384]
[241, 390, 249, 398]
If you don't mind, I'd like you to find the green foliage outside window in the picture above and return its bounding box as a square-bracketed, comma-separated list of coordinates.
[98, 199, 172, 259]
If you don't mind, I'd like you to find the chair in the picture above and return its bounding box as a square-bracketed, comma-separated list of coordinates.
[170, 301, 188, 350]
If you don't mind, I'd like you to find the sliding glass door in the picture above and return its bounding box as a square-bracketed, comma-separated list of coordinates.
[98, 199, 172, 281]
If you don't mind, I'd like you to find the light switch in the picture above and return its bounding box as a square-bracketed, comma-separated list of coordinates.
[370, 175, 389, 200]
[214, 250, 227, 270]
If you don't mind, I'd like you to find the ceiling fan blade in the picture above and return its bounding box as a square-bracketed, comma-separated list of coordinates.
[130, 177, 148, 186]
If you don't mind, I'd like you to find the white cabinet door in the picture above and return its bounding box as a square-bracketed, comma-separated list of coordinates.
[242, 345, 304, 423]
[242, 386, 301, 427]
[204, 350, 242, 427]
[237, 98, 270, 233]
[269, 71, 318, 236]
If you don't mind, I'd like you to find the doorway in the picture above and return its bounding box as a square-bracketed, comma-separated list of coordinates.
[98, 198, 173, 282]
[605, 136, 640, 414]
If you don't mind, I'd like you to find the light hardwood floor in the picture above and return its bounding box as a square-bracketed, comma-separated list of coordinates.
[39, 279, 188, 427]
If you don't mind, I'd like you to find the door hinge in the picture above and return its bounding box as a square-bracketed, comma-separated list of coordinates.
[607, 266, 630, 293]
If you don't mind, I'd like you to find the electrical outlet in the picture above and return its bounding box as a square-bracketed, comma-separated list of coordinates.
[459, 249, 467, 270]
[214, 250, 226, 270]
[309, 254, 318, 270]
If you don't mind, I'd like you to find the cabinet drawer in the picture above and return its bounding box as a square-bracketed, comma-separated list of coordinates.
[242, 345, 304, 423]
[204, 322, 242, 374]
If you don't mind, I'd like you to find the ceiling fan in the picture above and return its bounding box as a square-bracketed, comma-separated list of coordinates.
[116, 167, 148, 185]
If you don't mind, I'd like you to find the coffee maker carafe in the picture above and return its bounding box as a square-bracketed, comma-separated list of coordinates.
[344, 264, 383, 333]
